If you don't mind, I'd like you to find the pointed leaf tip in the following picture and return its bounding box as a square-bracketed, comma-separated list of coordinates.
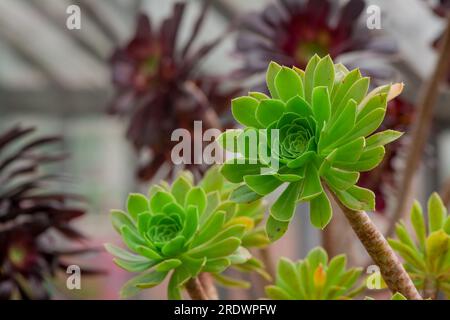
[387, 83, 404, 101]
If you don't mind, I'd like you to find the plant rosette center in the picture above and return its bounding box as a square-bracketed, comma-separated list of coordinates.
[147, 214, 183, 245]
[272, 114, 316, 162]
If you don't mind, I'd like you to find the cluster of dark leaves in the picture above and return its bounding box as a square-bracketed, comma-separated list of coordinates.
[109, 2, 239, 181]
[234, 0, 395, 79]
[0, 125, 100, 299]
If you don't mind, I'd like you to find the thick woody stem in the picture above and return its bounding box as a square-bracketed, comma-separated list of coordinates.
[330, 192, 422, 300]
[185, 277, 209, 300]
[387, 15, 450, 237]
[199, 273, 219, 300]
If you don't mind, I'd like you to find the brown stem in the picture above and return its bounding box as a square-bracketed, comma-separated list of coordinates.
[185, 277, 209, 300]
[329, 191, 422, 300]
[423, 278, 438, 300]
[321, 195, 356, 259]
[259, 247, 275, 279]
[199, 273, 219, 300]
[322, 223, 339, 258]
[387, 15, 450, 238]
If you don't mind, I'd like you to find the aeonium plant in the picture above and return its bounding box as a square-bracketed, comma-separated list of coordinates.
[218, 55, 422, 300]
[266, 247, 364, 300]
[219, 54, 403, 239]
[389, 193, 450, 299]
[105, 168, 267, 299]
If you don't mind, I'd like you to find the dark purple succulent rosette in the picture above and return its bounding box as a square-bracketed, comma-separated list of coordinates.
[109, 2, 240, 181]
[0, 125, 99, 299]
[235, 0, 396, 84]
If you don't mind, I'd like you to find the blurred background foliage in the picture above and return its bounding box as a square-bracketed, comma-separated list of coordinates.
[0, 0, 449, 299]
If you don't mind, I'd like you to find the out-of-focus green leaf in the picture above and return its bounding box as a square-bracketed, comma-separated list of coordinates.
[213, 273, 250, 289]
[411, 201, 426, 249]
[428, 192, 447, 233]
[266, 247, 361, 300]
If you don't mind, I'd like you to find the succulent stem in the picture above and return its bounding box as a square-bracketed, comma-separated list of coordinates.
[199, 273, 219, 300]
[321, 218, 341, 259]
[259, 247, 275, 280]
[329, 191, 422, 300]
[185, 277, 209, 300]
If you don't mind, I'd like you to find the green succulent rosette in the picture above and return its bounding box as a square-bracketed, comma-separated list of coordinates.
[218, 55, 404, 241]
[265, 247, 363, 300]
[388, 193, 450, 298]
[105, 168, 269, 298]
